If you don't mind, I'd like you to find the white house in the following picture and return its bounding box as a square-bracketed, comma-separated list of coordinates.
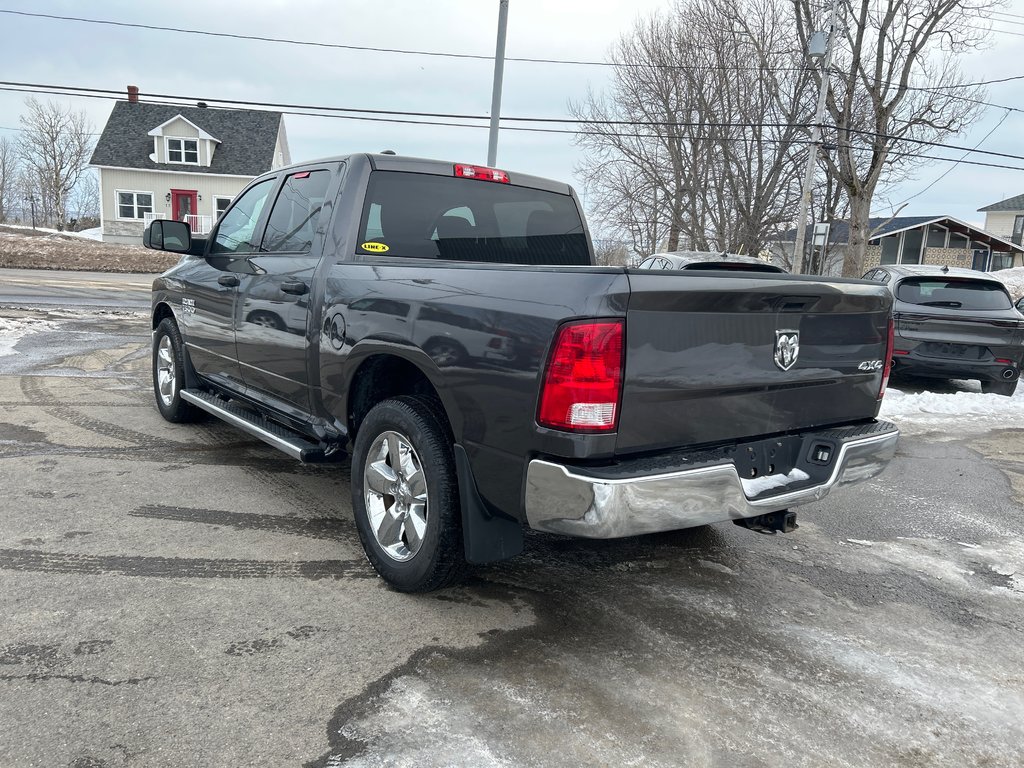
[978, 193, 1024, 246]
[89, 86, 290, 244]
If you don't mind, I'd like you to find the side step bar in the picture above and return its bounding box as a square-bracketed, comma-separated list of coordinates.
[180, 389, 341, 463]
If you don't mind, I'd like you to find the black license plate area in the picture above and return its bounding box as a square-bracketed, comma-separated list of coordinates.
[918, 342, 985, 360]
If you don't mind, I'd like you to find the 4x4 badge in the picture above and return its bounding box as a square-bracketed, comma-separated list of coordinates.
[774, 330, 799, 371]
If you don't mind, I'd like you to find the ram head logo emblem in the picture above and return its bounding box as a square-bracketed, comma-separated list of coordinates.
[774, 330, 800, 371]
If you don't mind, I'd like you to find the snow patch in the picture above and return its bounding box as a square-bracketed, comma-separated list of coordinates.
[740, 467, 810, 496]
[0, 316, 57, 357]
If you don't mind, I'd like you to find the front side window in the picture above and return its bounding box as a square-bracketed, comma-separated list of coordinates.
[261, 170, 331, 253]
[116, 190, 153, 219]
[167, 138, 199, 164]
[356, 171, 590, 266]
[210, 178, 275, 254]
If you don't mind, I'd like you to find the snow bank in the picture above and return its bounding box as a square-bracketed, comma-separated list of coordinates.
[881, 383, 1024, 434]
[990, 267, 1024, 300]
[74, 227, 103, 241]
[0, 223, 103, 241]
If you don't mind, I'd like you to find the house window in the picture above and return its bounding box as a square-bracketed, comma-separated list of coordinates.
[991, 252, 1013, 271]
[879, 236, 899, 265]
[900, 228, 924, 264]
[213, 196, 233, 220]
[1013, 215, 1024, 246]
[167, 138, 199, 164]
[926, 225, 947, 249]
[949, 232, 969, 250]
[116, 190, 153, 219]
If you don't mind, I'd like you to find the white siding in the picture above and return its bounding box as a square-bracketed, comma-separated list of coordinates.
[273, 119, 292, 169]
[984, 211, 1021, 238]
[98, 168, 253, 242]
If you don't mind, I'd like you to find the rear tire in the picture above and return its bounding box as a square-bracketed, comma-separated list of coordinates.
[981, 378, 1018, 397]
[351, 396, 466, 592]
[152, 318, 202, 423]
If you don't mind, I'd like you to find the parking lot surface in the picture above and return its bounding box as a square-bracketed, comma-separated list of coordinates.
[1, 307, 1022, 767]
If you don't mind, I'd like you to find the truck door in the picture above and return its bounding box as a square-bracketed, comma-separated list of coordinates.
[235, 168, 333, 416]
[185, 176, 276, 387]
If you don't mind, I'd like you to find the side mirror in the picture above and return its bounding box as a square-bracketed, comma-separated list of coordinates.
[1016, 297, 1024, 312]
[143, 219, 191, 253]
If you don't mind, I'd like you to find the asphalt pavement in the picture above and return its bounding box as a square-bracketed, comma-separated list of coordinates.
[0, 268, 153, 310]
[0, 305, 1022, 768]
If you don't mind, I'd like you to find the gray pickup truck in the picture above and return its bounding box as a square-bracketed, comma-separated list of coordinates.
[144, 153, 899, 592]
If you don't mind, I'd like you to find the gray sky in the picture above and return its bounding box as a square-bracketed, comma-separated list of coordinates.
[1, 0, 1022, 228]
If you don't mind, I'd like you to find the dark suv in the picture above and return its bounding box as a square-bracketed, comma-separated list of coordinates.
[863, 264, 1024, 395]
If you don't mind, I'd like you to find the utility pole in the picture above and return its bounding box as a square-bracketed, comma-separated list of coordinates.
[792, 0, 840, 274]
[25, 195, 36, 230]
[487, 0, 510, 167]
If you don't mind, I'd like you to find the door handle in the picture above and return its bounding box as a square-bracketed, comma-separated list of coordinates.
[218, 274, 240, 287]
[281, 279, 309, 295]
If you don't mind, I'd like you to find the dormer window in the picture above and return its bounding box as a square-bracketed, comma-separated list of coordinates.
[167, 138, 199, 165]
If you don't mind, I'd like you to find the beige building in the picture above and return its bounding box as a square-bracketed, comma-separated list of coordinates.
[978, 194, 1024, 246]
[89, 86, 290, 244]
[775, 216, 1024, 275]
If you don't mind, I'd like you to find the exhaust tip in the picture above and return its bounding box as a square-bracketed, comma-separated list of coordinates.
[1002, 368, 1017, 380]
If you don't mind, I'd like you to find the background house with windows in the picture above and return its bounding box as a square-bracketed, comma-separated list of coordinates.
[978, 194, 1024, 246]
[89, 86, 289, 244]
[774, 216, 1024, 274]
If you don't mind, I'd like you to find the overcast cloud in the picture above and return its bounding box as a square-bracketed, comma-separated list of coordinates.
[0, 0, 1022, 228]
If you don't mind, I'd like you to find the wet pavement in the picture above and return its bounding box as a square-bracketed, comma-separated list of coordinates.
[0, 306, 1022, 767]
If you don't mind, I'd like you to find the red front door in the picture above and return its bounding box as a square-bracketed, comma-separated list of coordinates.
[171, 189, 198, 223]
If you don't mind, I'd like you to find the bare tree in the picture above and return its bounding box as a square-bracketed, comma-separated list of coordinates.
[68, 170, 100, 225]
[0, 135, 18, 224]
[573, 0, 814, 259]
[793, 0, 996, 276]
[17, 97, 94, 231]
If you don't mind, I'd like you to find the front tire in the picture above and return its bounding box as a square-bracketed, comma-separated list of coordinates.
[351, 396, 466, 592]
[152, 318, 202, 423]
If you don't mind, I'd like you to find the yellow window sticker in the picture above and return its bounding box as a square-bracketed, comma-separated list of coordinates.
[361, 242, 389, 253]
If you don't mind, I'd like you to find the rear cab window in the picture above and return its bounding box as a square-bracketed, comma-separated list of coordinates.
[895, 278, 1012, 310]
[355, 171, 591, 266]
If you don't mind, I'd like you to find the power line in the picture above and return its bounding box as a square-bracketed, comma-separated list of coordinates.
[0, 9, 799, 73]
[0, 80, 804, 131]
[893, 109, 1013, 207]
[5, 81, 1024, 172]
[7, 6, 1021, 86]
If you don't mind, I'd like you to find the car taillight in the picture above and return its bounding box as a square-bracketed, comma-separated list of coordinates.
[879, 317, 895, 399]
[454, 163, 510, 183]
[538, 320, 624, 432]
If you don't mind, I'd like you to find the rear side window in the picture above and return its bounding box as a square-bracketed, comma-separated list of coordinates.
[262, 170, 331, 253]
[356, 171, 590, 266]
[896, 278, 1012, 310]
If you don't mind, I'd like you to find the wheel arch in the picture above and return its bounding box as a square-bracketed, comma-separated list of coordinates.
[152, 300, 177, 330]
[343, 348, 462, 443]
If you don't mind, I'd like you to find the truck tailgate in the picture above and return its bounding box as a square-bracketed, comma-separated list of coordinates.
[616, 271, 892, 453]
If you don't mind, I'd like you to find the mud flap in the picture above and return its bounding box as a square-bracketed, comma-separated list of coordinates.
[454, 444, 524, 564]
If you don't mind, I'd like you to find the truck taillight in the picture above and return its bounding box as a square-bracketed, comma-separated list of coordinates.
[454, 163, 510, 183]
[538, 320, 624, 432]
[879, 317, 895, 399]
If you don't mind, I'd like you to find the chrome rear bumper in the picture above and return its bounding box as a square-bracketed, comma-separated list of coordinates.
[524, 423, 899, 538]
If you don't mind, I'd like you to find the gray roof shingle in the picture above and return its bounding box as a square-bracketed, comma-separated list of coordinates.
[978, 193, 1024, 213]
[89, 101, 283, 177]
